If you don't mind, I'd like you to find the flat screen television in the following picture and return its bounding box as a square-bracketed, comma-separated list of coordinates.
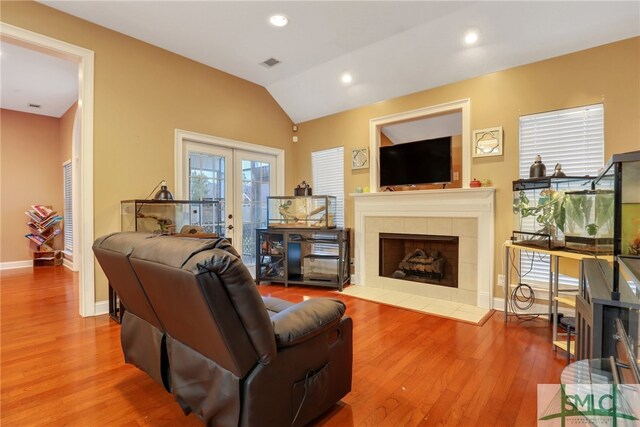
[379, 136, 452, 187]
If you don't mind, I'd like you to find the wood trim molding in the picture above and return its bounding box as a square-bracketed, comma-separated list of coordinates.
[0, 260, 33, 270]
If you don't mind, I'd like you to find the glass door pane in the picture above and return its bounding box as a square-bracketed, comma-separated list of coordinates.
[185, 143, 232, 239]
[236, 152, 275, 270]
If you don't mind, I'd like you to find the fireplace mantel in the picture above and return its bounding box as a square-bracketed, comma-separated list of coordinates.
[352, 188, 495, 309]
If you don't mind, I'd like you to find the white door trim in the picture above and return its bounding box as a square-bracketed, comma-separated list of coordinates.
[174, 129, 285, 198]
[1, 23, 95, 317]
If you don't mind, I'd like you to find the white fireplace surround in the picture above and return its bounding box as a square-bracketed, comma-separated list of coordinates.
[353, 188, 495, 309]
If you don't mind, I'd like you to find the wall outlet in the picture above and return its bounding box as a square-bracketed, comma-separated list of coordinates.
[498, 274, 505, 287]
[453, 171, 460, 181]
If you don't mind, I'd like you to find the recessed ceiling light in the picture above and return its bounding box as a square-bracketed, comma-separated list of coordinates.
[341, 72, 353, 85]
[269, 14, 289, 27]
[464, 30, 479, 45]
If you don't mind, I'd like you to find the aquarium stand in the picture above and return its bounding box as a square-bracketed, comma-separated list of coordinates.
[255, 228, 350, 291]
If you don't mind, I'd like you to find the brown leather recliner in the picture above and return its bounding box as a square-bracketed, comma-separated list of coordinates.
[93, 232, 352, 427]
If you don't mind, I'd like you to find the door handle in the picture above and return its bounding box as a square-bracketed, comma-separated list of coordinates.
[227, 224, 234, 230]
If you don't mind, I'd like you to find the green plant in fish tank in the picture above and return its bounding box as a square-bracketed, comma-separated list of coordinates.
[513, 189, 566, 238]
[565, 190, 614, 237]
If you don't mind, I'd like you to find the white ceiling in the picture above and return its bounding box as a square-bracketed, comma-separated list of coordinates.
[14, 1, 640, 123]
[0, 41, 78, 118]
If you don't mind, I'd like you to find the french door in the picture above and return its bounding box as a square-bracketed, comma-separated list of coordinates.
[183, 140, 277, 273]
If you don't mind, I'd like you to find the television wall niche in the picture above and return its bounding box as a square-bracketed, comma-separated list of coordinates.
[380, 133, 463, 190]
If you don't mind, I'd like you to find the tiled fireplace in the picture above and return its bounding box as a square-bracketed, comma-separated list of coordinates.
[353, 188, 495, 309]
[379, 233, 459, 288]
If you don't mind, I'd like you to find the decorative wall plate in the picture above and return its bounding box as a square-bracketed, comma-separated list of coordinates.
[472, 127, 503, 157]
[352, 148, 369, 169]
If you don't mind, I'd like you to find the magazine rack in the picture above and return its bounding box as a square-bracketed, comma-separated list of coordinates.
[25, 205, 63, 267]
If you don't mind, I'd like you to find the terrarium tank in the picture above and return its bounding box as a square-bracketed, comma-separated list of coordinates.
[267, 195, 336, 229]
[564, 189, 615, 254]
[512, 177, 592, 250]
[592, 151, 640, 258]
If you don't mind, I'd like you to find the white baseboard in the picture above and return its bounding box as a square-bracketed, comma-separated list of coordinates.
[492, 297, 574, 316]
[0, 260, 32, 270]
[63, 258, 74, 270]
[94, 300, 109, 316]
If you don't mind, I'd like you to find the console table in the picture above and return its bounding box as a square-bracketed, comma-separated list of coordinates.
[502, 241, 612, 357]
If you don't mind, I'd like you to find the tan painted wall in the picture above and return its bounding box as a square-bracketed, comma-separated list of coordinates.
[1, 109, 64, 262]
[294, 37, 640, 298]
[1, 2, 294, 300]
[60, 103, 77, 166]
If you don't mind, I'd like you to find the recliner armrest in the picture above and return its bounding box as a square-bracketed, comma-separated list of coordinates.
[271, 298, 346, 348]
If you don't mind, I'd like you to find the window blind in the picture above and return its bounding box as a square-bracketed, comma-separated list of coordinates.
[311, 147, 345, 227]
[63, 161, 73, 254]
[519, 104, 604, 177]
[518, 103, 604, 287]
[311, 147, 345, 255]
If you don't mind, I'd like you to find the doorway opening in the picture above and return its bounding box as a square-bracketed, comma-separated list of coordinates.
[1, 23, 95, 316]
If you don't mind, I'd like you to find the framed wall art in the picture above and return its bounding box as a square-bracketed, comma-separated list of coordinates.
[352, 148, 369, 170]
[472, 127, 503, 158]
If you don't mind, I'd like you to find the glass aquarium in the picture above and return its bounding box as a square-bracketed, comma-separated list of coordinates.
[121, 199, 222, 236]
[512, 177, 592, 249]
[267, 196, 336, 229]
[564, 189, 615, 254]
[592, 151, 640, 258]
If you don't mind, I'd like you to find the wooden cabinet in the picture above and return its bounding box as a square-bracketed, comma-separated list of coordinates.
[256, 228, 350, 291]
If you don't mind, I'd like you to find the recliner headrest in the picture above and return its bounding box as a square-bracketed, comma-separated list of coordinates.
[130, 236, 237, 269]
[93, 231, 159, 256]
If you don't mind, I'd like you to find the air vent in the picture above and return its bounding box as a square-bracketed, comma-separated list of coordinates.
[28, 103, 42, 109]
[261, 57, 280, 68]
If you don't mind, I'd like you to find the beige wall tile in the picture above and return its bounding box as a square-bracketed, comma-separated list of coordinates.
[427, 218, 453, 236]
[454, 218, 478, 238]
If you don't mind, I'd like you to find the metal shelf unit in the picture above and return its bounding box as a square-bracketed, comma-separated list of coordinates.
[256, 228, 350, 291]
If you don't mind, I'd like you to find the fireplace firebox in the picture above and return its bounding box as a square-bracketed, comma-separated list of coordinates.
[379, 233, 459, 288]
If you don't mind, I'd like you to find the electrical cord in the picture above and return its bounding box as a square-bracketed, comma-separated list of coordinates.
[510, 283, 539, 321]
[135, 180, 166, 216]
[504, 244, 541, 321]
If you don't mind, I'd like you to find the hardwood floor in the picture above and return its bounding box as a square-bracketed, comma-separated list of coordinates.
[1, 267, 566, 426]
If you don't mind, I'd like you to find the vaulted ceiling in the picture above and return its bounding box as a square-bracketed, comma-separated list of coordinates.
[5, 1, 640, 122]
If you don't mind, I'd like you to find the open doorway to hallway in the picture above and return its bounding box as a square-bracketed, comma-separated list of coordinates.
[1, 23, 95, 317]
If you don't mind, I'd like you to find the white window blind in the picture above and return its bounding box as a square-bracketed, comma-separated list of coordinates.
[518, 103, 604, 287]
[311, 147, 345, 227]
[519, 104, 604, 177]
[311, 147, 345, 255]
[63, 161, 73, 254]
